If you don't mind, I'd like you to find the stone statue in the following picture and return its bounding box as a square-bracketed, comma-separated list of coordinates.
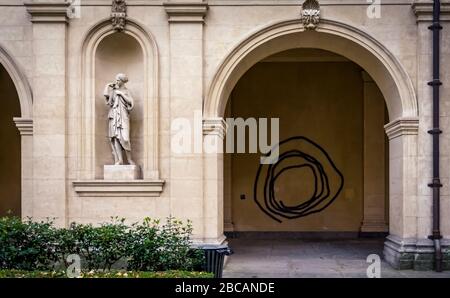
[103, 73, 135, 165]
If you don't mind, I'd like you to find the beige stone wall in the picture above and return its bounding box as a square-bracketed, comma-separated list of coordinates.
[0, 0, 449, 244]
[224, 57, 387, 232]
[0, 3, 32, 86]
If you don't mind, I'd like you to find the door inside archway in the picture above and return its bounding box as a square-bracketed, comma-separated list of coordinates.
[223, 48, 389, 236]
[0, 63, 21, 217]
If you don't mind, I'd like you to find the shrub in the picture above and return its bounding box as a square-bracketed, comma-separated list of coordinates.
[126, 217, 160, 271]
[126, 217, 205, 272]
[0, 215, 205, 274]
[0, 217, 58, 270]
[157, 217, 204, 271]
[57, 218, 129, 271]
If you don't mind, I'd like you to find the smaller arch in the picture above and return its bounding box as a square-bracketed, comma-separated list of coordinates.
[79, 19, 160, 180]
[0, 44, 33, 118]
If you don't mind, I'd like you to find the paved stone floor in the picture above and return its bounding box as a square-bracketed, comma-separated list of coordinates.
[222, 238, 450, 278]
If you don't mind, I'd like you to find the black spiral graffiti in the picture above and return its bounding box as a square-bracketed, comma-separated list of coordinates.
[253, 136, 344, 223]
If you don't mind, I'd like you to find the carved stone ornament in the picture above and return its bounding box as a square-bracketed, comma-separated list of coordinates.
[301, 0, 320, 30]
[111, 0, 127, 31]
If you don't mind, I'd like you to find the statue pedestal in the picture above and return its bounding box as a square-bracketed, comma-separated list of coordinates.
[104, 165, 141, 180]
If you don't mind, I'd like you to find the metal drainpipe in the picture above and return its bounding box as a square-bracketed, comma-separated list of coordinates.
[427, 0, 443, 272]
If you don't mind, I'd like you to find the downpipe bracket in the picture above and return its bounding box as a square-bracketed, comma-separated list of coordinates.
[428, 23, 443, 30]
[427, 79, 442, 86]
[427, 128, 442, 135]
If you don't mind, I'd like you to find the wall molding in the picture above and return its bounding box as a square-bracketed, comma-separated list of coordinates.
[203, 117, 227, 139]
[13, 118, 33, 136]
[24, 1, 69, 23]
[163, 2, 208, 23]
[412, 1, 450, 22]
[384, 117, 419, 140]
[73, 180, 165, 197]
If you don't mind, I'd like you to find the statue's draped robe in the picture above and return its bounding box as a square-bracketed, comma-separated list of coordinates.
[105, 87, 134, 151]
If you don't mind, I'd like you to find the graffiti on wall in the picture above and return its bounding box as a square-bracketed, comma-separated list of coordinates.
[253, 136, 344, 223]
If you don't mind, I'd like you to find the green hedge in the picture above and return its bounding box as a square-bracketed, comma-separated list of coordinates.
[0, 269, 213, 278]
[0, 216, 205, 274]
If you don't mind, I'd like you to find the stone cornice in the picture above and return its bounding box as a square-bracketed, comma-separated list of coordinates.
[163, 2, 208, 23]
[203, 117, 227, 139]
[412, 1, 450, 22]
[384, 117, 419, 140]
[73, 180, 165, 197]
[24, 1, 70, 23]
[13, 117, 33, 136]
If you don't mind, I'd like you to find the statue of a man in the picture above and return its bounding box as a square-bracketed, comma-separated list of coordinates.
[103, 73, 135, 165]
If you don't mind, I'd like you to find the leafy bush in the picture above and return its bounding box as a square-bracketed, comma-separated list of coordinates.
[0, 215, 205, 274]
[126, 217, 205, 272]
[0, 217, 58, 270]
[126, 217, 161, 271]
[61, 218, 129, 271]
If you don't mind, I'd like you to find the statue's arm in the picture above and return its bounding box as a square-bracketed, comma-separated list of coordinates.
[121, 90, 134, 110]
[103, 84, 113, 105]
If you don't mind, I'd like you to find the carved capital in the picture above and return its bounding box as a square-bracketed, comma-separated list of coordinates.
[412, 1, 450, 23]
[384, 117, 419, 140]
[13, 117, 33, 136]
[24, 1, 69, 23]
[203, 118, 227, 139]
[163, 2, 209, 23]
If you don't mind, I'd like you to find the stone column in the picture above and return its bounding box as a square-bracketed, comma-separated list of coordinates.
[25, 1, 69, 226]
[360, 71, 388, 233]
[203, 118, 226, 244]
[164, 1, 210, 241]
[383, 118, 419, 269]
[13, 118, 33, 219]
[223, 149, 234, 232]
[223, 105, 233, 232]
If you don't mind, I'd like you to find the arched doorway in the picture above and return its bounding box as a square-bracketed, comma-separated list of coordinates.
[223, 48, 389, 235]
[0, 63, 21, 216]
[202, 19, 419, 268]
[0, 46, 33, 219]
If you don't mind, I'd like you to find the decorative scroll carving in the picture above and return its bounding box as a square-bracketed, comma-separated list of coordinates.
[111, 0, 127, 31]
[301, 0, 320, 30]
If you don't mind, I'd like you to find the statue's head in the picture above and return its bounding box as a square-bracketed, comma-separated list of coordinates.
[115, 73, 128, 87]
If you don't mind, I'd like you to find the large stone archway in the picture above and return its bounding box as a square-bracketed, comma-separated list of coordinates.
[0, 44, 33, 219]
[202, 19, 419, 267]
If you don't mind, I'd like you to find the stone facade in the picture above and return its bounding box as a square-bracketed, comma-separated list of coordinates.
[0, 0, 449, 270]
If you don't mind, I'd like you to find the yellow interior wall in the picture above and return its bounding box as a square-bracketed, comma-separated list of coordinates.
[0, 64, 21, 216]
[225, 60, 374, 232]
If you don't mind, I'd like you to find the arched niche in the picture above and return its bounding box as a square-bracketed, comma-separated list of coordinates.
[78, 20, 161, 182]
[95, 32, 144, 178]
